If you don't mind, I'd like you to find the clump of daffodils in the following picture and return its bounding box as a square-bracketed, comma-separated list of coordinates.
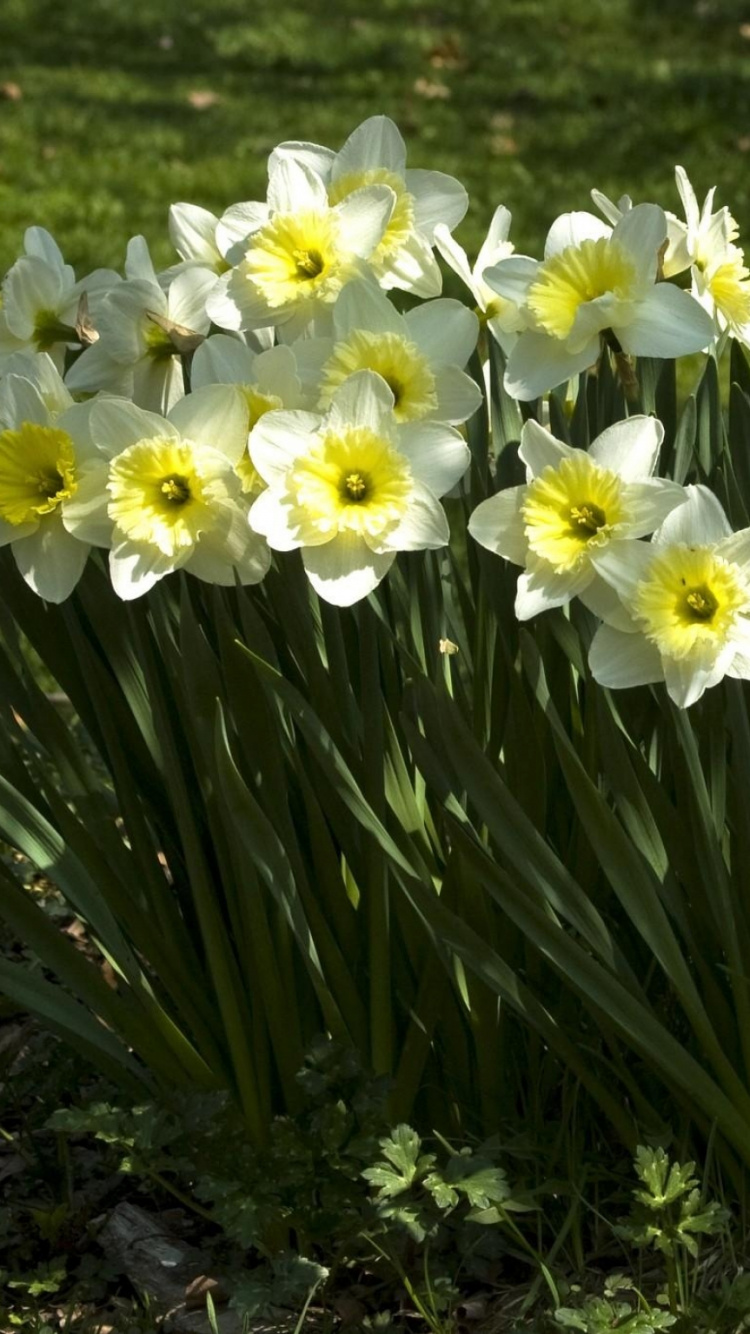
[2, 113, 750, 707]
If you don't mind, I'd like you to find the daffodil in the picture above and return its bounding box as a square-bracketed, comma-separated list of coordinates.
[661, 165, 740, 279]
[0, 357, 105, 601]
[63, 385, 270, 599]
[484, 204, 714, 400]
[433, 206, 525, 352]
[248, 369, 469, 606]
[589, 485, 750, 708]
[292, 280, 481, 426]
[0, 227, 119, 373]
[207, 159, 395, 341]
[191, 335, 307, 497]
[65, 236, 214, 414]
[268, 115, 468, 298]
[468, 415, 686, 620]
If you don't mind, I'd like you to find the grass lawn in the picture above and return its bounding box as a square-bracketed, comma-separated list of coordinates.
[1, 0, 749, 279]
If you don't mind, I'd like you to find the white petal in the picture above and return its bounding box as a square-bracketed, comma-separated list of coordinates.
[589, 415, 664, 480]
[249, 409, 322, 484]
[515, 563, 593, 618]
[131, 356, 184, 415]
[432, 365, 483, 424]
[478, 206, 514, 265]
[675, 166, 700, 233]
[13, 515, 89, 602]
[615, 284, 714, 358]
[91, 398, 179, 457]
[302, 533, 394, 606]
[191, 333, 257, 388]
[590, 540, 655, 601]
[64, 341, 134, 397]
[379, 230, 442, 297]
[589, 623, 663, 689]
[326, 369, 395, 435]
[335, 116, 406, 177]
[371, 482, 448, 552]
[612, 203, 667, 281]
[519, 418, 575, 476]
[24, 227, 65, 270]
[405, 299, 479, 368]
[590, 189, 627, 228]
[254, 345, 302, 403]
[405, 169, 468, 239]
[248, 488, 311, 550]
[215, 202, 269, 261]
[1, 374, 50, 427]
[205, 271, 247, 332]
[504, 331, 601, 401]
[468, 488, 528, 565]
[6, 351, 72, 416]
[433, 224, 473, 289]
[169, 203, 220, 265]
[578, 574, 637, 631]
[62, 460, 112, 547]
[167, 266, 213, 333]
[334, 280, 403, 338]
[186, 513, 270, 585]
[335, 186, 395, 258]
[168, 383, 249, 462]
[109, 542, 177, 600]
[125, 236, 158, 284]
[269, 141, 336, 182]
[717, 528, 750, 568]
[652, 483, 731, 545]
[544, 212, 610, 258]
[483, 255, 538, 304]
[267, 158, 329, 214]
[664, 653, 726, 709]
[396, 421, 470, 496]
[620, 479, 688, 538]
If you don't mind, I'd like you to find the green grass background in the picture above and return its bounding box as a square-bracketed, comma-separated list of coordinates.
[1, 0, 749, 281]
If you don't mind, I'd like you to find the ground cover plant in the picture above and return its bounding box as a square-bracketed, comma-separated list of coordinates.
[5, 108, 750, 1330]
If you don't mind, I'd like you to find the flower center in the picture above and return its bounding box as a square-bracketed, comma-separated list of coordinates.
[527, 237, 638, 340]
[286, 425, 412, 541]
[160, 474, 191, 504]
[0, 422, 78, 526]
[242, 209, 351, 313]
[292, 247, 325, 280]
[319, 331, 437, 422]
[343, 470, 368, 501]
[521, 453, 627, 572]
[632, 545, 750, 661]
[108, 436, 213, 557]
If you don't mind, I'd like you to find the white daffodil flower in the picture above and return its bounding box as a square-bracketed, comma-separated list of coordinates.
[0, 227, 119, 373]
[468, 415, 686, 622]
[433, 206, 525, 352]
[248, 369, 470, 606]
[63, 385, 270, 600]
[65, 236, 215, 414]
[207, 159, 395, 341]
[662, 165, 740, 279]
[291, 280, 481, 426]
[0, 360, 106, 601]
[589, 485, 750, 709]
[268, 115, 468, 298]
[191, 335, 307, 498]
[484, 204, 715, 400]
